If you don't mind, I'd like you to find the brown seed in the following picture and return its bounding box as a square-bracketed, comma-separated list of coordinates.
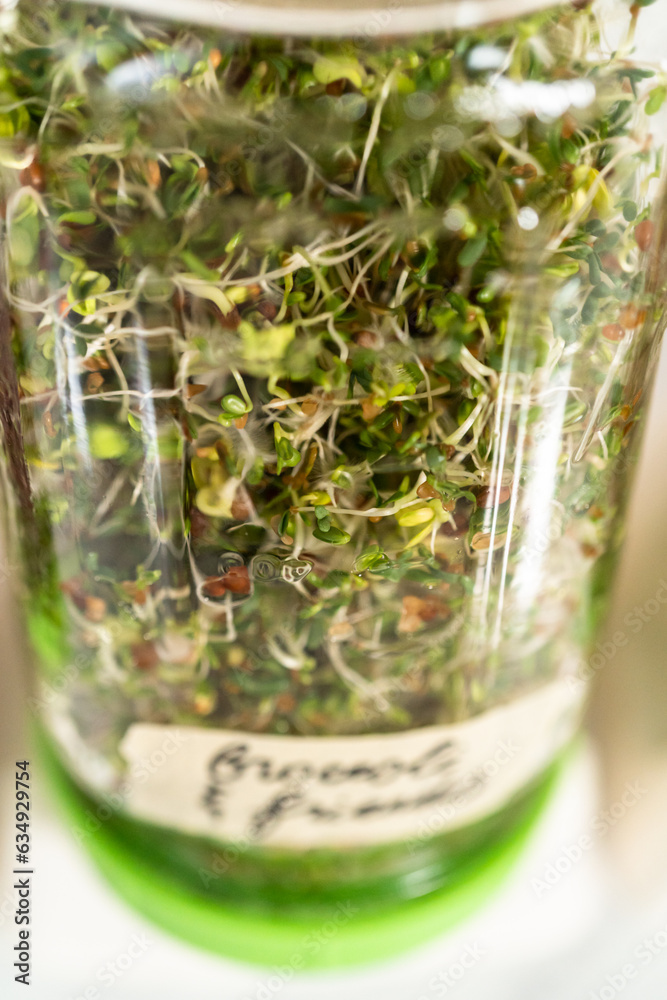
[325, 79, 346, 96]
[146, 160, 161, 189]
[208, 48, 222, 69]
[619, 304, 646, 329]
[231, 487, 253, 520]
[417, 482, 440, 500]
[392, 414, 403, 434]
[361, 397, 382, 422]
[441, 507, 470, 537]
[301, 398, 319, 417]
[256, 300, 277, 321]
[185, 383, 207, 398]
[120, 581, 147, 605]
[397, 613, 423, 634]
[82, 355, 110, 371]
[354, 330, 380, 348]
[233, 413, 249, 430]
[398, 595, 448, 632]
[196, 166, 209, 184]
[131, 641, 159, 671]
[84, 596, 107, 622]
[602, 323, 624, 342]
[19, 159, 45, 191]
[562, 114, 578, 140]
[471, 531, 509, 552]
[222, 565, 251, 594]
[510, 163, 537, 179]
[369, 515, 382, 523]
[475, 484, 512, 508]
[416, 601, 441, 622]
[218, 306, 241, 329]
[173, 286, 186, 312]
[620, 404, 632, 421]
[202, 576, 227, 598]
[635, 219, 654, 252]
[86, 372, 104, 393]
[402, 595, 424, 615]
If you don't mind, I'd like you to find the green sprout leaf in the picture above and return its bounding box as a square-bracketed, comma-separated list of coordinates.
[313, 524, 351, 545]
[646, 85, 667, 116]
[313, 56, 366, 89]
[89, 424, 128, 460]
[221, 394, 247, 416]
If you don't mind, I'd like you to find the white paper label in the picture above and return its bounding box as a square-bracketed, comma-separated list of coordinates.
[119, 679, 581, 848]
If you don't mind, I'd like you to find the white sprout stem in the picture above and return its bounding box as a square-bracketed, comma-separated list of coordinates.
[354, 69, 395, 198]
[444, 398, 485, 446]
[391, 266, 411, 309]
[297, 229, 391, 269]
[285, 139, 359, 202]
[294, 493, 427, 519]
[89, 470, 128, 533]
[65, 388, 180, 403]
[262, 381, 453, 412]
[103, 341, 131, 422]
[326, 641, 388, 707]
[307, 219, 384, 255]
[573, 333, 633, 463]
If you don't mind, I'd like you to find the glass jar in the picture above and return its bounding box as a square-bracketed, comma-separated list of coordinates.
[1, 0, 666, 966]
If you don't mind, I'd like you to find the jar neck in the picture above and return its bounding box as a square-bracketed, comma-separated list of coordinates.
[63, 0, 567, 36]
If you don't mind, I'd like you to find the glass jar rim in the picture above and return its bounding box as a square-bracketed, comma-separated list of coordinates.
[62, 0, 566, 37]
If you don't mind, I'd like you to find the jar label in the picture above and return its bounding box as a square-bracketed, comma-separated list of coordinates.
[118, 678, 581, 848]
